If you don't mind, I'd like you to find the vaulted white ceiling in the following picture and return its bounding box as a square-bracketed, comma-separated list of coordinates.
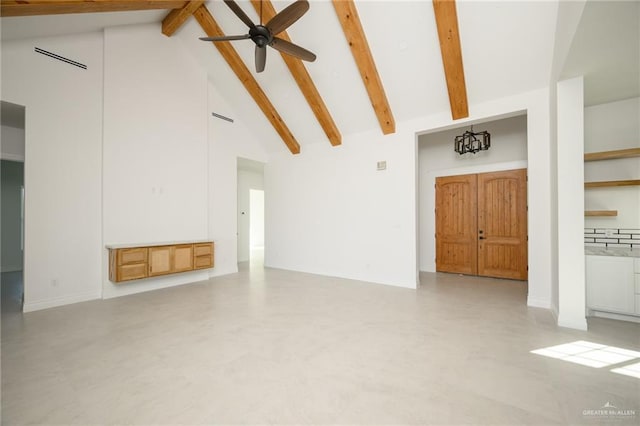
[1, 1, 627, 155]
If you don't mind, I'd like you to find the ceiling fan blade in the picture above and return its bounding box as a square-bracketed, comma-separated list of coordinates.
[199, 34, 251, 42]
[223, 0, 256, 29]
[255, 45, 267, 73]
[266, 0, 309, 35]
[270, 37, 316, 62]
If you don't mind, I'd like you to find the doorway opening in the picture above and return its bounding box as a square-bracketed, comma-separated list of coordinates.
[1, 101, 26, 313]
[249, 189, 265, 266]
[417, 114, 529, 291]
[237, 158, 265, 270]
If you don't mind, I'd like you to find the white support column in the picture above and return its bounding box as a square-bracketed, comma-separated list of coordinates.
[556, 76, 588, 330]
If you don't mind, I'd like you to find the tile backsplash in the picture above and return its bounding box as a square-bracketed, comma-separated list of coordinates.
[584, 228, 640, 249]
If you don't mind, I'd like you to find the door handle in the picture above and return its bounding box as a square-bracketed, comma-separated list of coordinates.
[479, 236, 485, 240]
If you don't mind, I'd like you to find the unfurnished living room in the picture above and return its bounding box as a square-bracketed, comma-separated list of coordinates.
[1, 0, 639, 424]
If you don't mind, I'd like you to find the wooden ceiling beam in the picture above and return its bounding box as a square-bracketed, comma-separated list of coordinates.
[162, 1, 204, 37]
[0, 0, 187, 17]
[332, 0, 395, 135]
[193, 4, 300, 154]
[250, 0, 341, 147]
[433, 0, 469, 120]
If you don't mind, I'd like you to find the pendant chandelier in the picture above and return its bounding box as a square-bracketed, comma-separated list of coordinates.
[454, 126, 491, 155]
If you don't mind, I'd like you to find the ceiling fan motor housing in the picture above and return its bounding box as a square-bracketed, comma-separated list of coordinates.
[249, 25, 272, 47]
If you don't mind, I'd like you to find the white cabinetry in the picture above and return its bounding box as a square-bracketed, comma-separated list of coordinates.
[586, 255, 635, 315]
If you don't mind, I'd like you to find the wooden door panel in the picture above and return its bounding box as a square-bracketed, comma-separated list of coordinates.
[174, 245, 194, 272]
[435, 174, 478, 275]
[478, 169, 527, 280]
[149, 246, 172, 276]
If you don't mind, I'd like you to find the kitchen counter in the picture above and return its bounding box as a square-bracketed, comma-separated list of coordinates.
[585, 246, 640, 258]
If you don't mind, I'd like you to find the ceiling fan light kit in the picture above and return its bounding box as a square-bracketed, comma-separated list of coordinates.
[454, 127, 491, 155]
[199, 0, 316, 73]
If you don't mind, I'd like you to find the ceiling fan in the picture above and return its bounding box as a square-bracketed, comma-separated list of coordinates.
[200, 0, 317, 73]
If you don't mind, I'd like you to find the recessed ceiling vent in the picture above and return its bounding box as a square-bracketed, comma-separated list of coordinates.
[34, 47, 87, 70]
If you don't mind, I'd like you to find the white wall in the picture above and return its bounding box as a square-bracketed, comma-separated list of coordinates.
[237, 168, 264, 262]
[2, 24, 270, 310]
[102, 24, 210, 298]
[266, 86, 553, 303]
[418, 115, 528, 272]
[207, 83, 269, 277]
[266, 126, 417, 288]
[557, 76, 587, 330]
[1, 125, 25, 162]
[584, 97, 640, 229]
[549, 0, 586, 321]
[1, 33, 104, 311]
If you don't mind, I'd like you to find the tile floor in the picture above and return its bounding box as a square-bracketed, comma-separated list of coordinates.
[2, 264, 639, 425]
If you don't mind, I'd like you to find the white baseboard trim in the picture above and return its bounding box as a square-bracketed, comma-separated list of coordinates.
[0, 153, 25, 162]
[23, 291, 100, 313]
[527, 297, 551, 309]
[590, 310, 640, 324]
[557, 314, 588, 330]
[550, 303, 559, 321]
[209, 267, 238, 278]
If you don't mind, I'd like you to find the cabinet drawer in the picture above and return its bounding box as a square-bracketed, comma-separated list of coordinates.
[635, 258, 640, 273]
[118, 248, 147, 265]
[635, 274, 640, 294]
[118, 264, 147, 282]
[194, 243, 212, 256]
[194, 255, 213, 269]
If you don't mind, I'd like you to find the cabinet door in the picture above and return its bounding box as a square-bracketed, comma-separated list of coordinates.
[174, 244, 194, 272]
[586, 255, 635, 314]
[148, 246, 172, 276]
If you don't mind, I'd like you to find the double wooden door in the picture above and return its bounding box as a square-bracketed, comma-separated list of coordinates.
[435, 169, 528, 280]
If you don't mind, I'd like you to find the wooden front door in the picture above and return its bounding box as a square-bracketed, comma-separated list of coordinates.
[477, 169, 528, 280]
[435, 174, 478, 275]
[435, 169, 528, 280]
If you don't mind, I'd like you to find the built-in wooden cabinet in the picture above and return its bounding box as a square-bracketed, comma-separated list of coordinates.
[108, 241, 214, 283]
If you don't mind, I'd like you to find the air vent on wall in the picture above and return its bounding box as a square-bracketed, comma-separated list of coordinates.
[211, 112, 234, 123]
[34, 47, 87, 70]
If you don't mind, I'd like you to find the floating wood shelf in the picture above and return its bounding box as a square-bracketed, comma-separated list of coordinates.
[585, 179, 640, 188]
[584, 148, 640, 162]
[585, 210, 618, 217]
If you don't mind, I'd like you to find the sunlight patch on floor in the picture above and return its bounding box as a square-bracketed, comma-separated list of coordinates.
[531, 340, 640, 373]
